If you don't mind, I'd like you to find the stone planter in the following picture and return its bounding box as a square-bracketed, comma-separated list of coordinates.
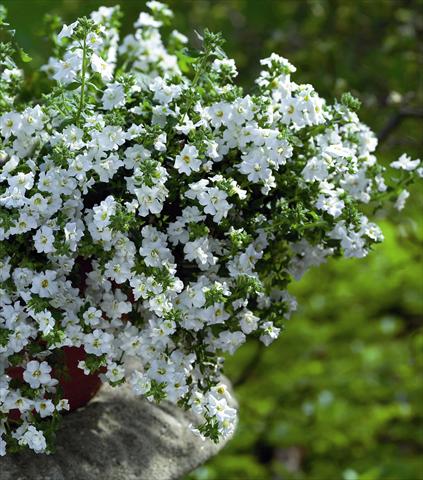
[0, 372, 236, 480]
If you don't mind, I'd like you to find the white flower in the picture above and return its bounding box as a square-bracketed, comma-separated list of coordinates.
[104, 258, 132, 284]
[53, 53, 81, 84]
[150, 77, 182, 104]
[184, 237, 216, 269]
[212, 58, 238, 78]
[154, 132, 167, 151]
[8, 172, 34, 193]
[174, 145, 201, 175]
[170, 29, 188, 44]
[56, 399, 70, 411]
[84, 329, 114, 355]
[57, 21, 78, 42]
[395, 189, 410, 211]
[197, 187, 231, 223]
[135, 12, 162, 28]
[18, 426, 47, 453]
[390, 154, 420, 171]
[260, 52, 296, 72]
[31, 271, 58, 298]
[102, 83, 125, 110]
[238, 149, 271, 183]
[316, 191, 345, 218]
[105, 362, 125, 383]
[280, 97, 303, 125]
[207, 394, 237, 422]
[61, 125, 84, 150]
[64, 222, 84, 251]
[0, 112, 21, 138]
[215, 331, 246, 354]
[23, 361, 54, 389]
[260, 321, 281, 346]
[33, 226, 55, 254]
[93, 195, 116, 228]
[302, 157, 329, 182]
[35, 399, 55, 418]
[83, 307, 102, 326]
[34, 310, 55, 336]
[130, 371, 151, 396]
[91, 53, 114, 82]
[207, 101, 233, 128]
[239, 309, 259, 334]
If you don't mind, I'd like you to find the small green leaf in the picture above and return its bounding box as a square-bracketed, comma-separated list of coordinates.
[65, 81, 81, 91]
[19, 48, 32, 63]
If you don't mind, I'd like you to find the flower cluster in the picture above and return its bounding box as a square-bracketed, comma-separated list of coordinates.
[0, 3, 420, 455]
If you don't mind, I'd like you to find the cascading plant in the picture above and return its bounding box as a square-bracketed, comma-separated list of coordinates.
[0, 2, 420, 455]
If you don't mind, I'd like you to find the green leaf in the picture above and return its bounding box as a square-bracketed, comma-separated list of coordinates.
[65, 81, 81, 91]
[19, 48, 32, 63]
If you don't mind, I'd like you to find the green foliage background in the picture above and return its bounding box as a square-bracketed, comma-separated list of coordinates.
[3, 1, 422, 478]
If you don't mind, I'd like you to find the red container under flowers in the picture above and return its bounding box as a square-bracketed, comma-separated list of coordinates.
[7, 259, 113, 421]
[56, 346, 103, 410]
[7, 346, 103, 420]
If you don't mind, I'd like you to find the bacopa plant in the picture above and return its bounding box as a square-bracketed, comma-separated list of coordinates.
[0, 2, 420, 455]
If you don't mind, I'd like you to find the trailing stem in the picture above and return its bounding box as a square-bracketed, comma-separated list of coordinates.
[76, 32, 88, 124]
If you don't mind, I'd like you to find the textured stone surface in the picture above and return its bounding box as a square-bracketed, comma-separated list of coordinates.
[0, 381, 234, 480]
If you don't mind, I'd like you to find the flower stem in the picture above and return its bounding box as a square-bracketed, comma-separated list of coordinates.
[76, 33, 88, 124]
